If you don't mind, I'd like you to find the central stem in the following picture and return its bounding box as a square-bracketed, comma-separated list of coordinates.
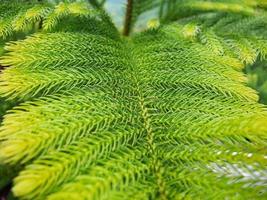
[123, 0, 133, 36]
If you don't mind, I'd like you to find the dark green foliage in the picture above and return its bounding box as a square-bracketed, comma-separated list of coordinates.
[247, 60, 267, 104]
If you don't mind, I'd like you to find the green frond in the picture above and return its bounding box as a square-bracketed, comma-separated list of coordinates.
[0, 1, 118, 42]
[167, 12, 267, 64]
[43, 2, 93, 31]
[12, 137, 144, 199]
[0, 1, 267, 199]
[0, 20, 13, 40]
[180, 1, 256, 14]
[160, 0, 265, 23]
[0, 22, 266, 199]
[46, 147, 148, 200]
[12, 5, 52, 32]
[0, 0, 35, 39]
[199, 29, 225, 55]
[143, 0, 267, 67]
[0, 32, 123, 100]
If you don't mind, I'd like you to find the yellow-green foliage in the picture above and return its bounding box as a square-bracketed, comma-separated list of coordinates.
[0, 0, 267, 199]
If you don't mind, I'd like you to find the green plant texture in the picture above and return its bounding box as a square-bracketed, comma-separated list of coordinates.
[247, 60, 267, 103]
[0, 0, 267, 199]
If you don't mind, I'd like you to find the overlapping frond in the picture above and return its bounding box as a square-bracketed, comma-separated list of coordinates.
[139, 0, 267, 67]
[12, 4, 52, 32]
[0, 1, 118, 41]
[0, 0, 35, 39]
[160, 0, 267, 23]
[118, 0, 267, 36]
[41, 2, 96, 31]
[168, 12, 267, 65]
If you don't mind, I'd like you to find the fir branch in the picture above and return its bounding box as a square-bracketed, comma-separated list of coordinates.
[0, 1, 267, 199]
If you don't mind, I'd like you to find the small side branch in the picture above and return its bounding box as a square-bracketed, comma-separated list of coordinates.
[123, 0, 133, 36]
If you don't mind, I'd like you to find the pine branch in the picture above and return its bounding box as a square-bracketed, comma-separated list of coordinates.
[0, 1, 267, 199]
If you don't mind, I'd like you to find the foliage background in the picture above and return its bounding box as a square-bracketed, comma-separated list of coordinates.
[247, 61, 267, 104]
